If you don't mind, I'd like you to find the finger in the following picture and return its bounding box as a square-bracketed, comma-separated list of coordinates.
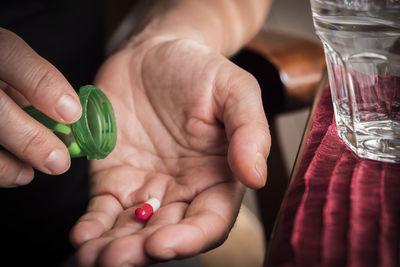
[215, 64, 270, 189]
[0, 151, 34, 187]
[76, 182, 242, 266]
[95, 202, 188, 267]
[1, 82, 30, 106]
[75, 202, 187, 267]
[0, 28, 81, 123]
[90, 206, 145, 241]
[0, 91, 71, 175]
[70, 194, 124, 247]
[75, 237, 114, 267]
[145, 181, 244, 260]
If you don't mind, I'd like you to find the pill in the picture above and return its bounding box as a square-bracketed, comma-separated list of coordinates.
[54, 123, 71, 135]
[68, 142, 82, 156]
[134, 198, 161, 222]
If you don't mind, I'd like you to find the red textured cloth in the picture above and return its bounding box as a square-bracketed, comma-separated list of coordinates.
[266, 87, 400, 267]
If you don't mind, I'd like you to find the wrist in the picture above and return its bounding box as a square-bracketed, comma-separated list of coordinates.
[125, 23, 210, 52]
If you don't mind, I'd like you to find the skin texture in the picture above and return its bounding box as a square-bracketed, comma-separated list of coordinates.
[0, 28, 82, 187]
[1, 0, 272, 265]
[70, 37, 270, 266]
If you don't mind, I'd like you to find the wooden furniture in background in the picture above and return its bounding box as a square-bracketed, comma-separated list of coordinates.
[247, 28, 326, 110]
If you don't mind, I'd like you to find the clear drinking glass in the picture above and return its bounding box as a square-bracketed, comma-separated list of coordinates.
[310, 0, 400, 162]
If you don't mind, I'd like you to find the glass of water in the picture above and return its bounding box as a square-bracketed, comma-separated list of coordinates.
[310, 0, 400, 162]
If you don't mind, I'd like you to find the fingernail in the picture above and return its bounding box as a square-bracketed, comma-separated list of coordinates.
[254, 152, 267, 186]
[44, 149, 70, 174]
[121, 264, 134, 267]
[154, 249, 176, 259]
[15, 165, 33, 185]
[56, 94, 82, 122]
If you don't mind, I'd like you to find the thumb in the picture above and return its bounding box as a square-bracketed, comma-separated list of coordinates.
[216, 64, 270, 189]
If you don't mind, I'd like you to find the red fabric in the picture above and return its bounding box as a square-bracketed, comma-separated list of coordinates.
[266, 87, 400, 267]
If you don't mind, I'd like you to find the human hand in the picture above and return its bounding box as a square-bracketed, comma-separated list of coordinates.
[0, 28, 82, 187]
[70, 37, 270, 266]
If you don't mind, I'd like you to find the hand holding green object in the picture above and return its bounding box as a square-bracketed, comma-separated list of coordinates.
[23, 85, 117, 160]
[0, 27, 83, 187]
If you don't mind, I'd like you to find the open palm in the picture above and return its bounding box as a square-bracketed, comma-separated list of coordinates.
[70, 38, 270, 267]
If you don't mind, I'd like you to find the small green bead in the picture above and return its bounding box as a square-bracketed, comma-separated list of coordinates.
[54, 123, 71, 135]
[68, 142, 82, 157]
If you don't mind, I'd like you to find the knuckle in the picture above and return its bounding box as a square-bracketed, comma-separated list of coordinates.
[19, 126, 51, 156]
[26, 65, 57, 100]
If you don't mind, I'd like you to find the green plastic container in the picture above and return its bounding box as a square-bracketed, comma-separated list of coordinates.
[23, 85, 117, 159]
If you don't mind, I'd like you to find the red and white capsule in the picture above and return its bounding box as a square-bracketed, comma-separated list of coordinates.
[134, 198, 161, 222]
